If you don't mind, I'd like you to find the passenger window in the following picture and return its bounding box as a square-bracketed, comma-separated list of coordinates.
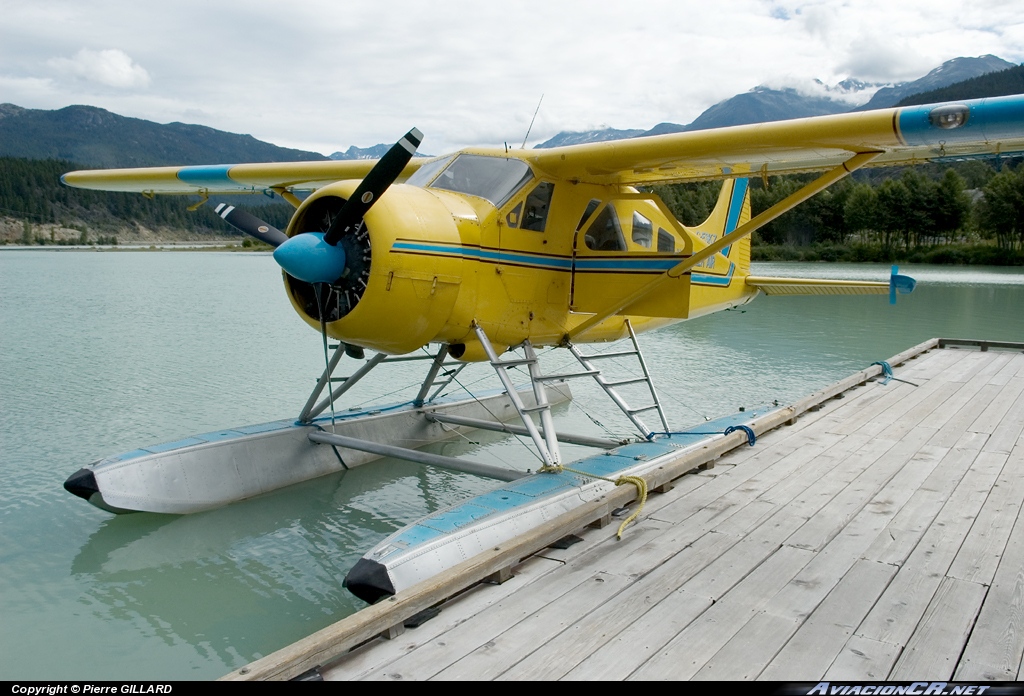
[576, 199, 601, 231]
[631, 212, 653, 248]
[522, 182, 554, 232]
[584, 205, 626, 251]
[657, 228, 675, 253]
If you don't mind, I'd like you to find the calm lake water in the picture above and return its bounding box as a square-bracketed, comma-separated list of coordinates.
[1, 250, 1022, 679]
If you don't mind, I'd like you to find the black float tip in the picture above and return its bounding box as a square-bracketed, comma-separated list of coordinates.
[63, 468, 99, 500]
[344, 557, 396, 604]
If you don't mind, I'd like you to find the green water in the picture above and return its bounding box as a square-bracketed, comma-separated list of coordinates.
[1, 251, 1022, 679]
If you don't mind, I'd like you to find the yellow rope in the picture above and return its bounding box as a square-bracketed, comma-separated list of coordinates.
[538, 465, 649, 539]
[612, 475, 648, 540]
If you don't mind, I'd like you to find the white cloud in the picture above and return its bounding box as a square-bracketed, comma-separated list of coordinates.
[49, 48, 150, 89]
[1, 0, 1022, 154]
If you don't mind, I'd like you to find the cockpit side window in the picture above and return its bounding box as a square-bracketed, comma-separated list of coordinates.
[584, 204, 626, 251]
[522, 182, 554, 232]
[428, 154, 533, 207]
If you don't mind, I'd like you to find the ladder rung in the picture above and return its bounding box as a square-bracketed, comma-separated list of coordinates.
[578, 350, 639, 360]
[628, 405, 660, 414]
[328, 376, 351, 382]
[604, 377, 649, 387]
[536, 370, 600, 381]
[492, 358, 536, 368]
[521, 404, 550, 414]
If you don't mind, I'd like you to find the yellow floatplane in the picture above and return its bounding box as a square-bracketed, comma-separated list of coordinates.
[60, 96, 1024, 599]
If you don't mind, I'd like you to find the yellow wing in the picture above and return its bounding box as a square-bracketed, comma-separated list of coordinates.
[60, 95, 1024, 196]
[61, 158, 427, 195]
[522, 95, 1024, 186]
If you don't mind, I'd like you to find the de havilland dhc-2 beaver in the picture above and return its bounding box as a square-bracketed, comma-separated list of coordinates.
[60, 95, 1024, 601]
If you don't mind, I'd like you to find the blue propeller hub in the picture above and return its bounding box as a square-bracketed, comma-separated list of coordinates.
[273, 232, 348, 284]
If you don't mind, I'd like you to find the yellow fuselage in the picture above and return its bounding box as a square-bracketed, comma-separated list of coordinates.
[284, 151, 757, 359]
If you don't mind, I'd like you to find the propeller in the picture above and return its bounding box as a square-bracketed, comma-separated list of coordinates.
[273, 128, 423, 284]
[213, 203, 289, 247]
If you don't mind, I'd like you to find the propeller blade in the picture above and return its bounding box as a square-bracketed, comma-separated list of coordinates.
[214, 203, 289, 247]
[323, 128, 422, 246]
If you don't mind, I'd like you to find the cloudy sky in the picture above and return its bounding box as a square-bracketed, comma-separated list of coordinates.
[2, 0, 1023, 155]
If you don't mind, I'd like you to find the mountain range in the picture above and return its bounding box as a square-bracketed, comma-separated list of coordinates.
[0, 103, 327, 168]
[0, 55, 1018, 167]
[535, 55, 1018, 148]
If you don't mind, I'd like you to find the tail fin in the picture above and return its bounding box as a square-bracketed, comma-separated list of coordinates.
[690, 178, 751, 276]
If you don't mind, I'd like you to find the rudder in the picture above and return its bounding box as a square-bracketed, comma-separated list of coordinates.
[690, 178, 751, 275]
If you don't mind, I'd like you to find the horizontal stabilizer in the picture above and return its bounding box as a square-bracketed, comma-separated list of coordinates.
[745, 276, 889, 296]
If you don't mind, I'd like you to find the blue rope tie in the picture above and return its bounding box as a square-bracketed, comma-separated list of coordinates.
[724, 425, 756, 446]
[653, 425, 756, 446]
[872, 361, 894, 385]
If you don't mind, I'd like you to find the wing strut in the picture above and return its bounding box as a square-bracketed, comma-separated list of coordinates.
[564, 150, 882, 341]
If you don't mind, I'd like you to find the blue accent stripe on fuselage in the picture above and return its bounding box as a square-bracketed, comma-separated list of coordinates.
[390, 241, 685, 274]
[692, 262, 735, 286]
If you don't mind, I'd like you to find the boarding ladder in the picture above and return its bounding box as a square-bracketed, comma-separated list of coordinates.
[563, 319, 670, 440]
[473, 325, 561, 467]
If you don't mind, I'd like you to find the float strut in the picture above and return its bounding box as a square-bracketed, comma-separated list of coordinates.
[308, 431, 525, 482]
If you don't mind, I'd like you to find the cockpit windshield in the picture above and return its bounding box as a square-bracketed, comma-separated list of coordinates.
[405, 155, 454, 187]
[428, 154, 533, 207]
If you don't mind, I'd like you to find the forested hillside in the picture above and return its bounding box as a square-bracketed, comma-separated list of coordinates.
[0, 157, 294, 244]
[654, 157, 1024, 265]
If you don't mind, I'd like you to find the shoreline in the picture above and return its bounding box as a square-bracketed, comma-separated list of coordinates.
[0, 241, 268, 252]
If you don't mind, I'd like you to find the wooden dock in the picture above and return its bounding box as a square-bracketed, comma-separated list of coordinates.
[226, 338, 1024, 681]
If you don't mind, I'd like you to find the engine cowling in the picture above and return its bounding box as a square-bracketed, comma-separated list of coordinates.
[282, 181, 468, 355]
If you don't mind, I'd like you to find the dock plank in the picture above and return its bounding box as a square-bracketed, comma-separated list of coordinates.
[693, 612, 801, 680]
[626, 546, 816, 680]
[889, 576, 988, 680]
[970, 377, 1024, 435]
[984, 384, 1024, 454]
[325, 554, 564, 680]
[855, 446, 1000, 650]
[860, 444, 974, 566]
[430, 571, 631, 681]
[826, 635, 901, 680]
[759, 559, 897, 681]
[785, 427, 935, 552]
[562, 588, 712, 680]
[947, 452, 1019, 585]
[497, 529, 741, 681]
[355, 517, 674, 681]
[955, 442, 1024, 681]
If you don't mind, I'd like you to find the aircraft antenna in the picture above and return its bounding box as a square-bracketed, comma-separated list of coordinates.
[521, 94, 544, 149]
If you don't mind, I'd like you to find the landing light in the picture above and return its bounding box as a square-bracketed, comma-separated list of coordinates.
[929, 105, 969, 130]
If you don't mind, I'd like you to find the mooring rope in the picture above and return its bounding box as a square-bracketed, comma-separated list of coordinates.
[538, 463, 648, 539]
[871, 361, 919, 387]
